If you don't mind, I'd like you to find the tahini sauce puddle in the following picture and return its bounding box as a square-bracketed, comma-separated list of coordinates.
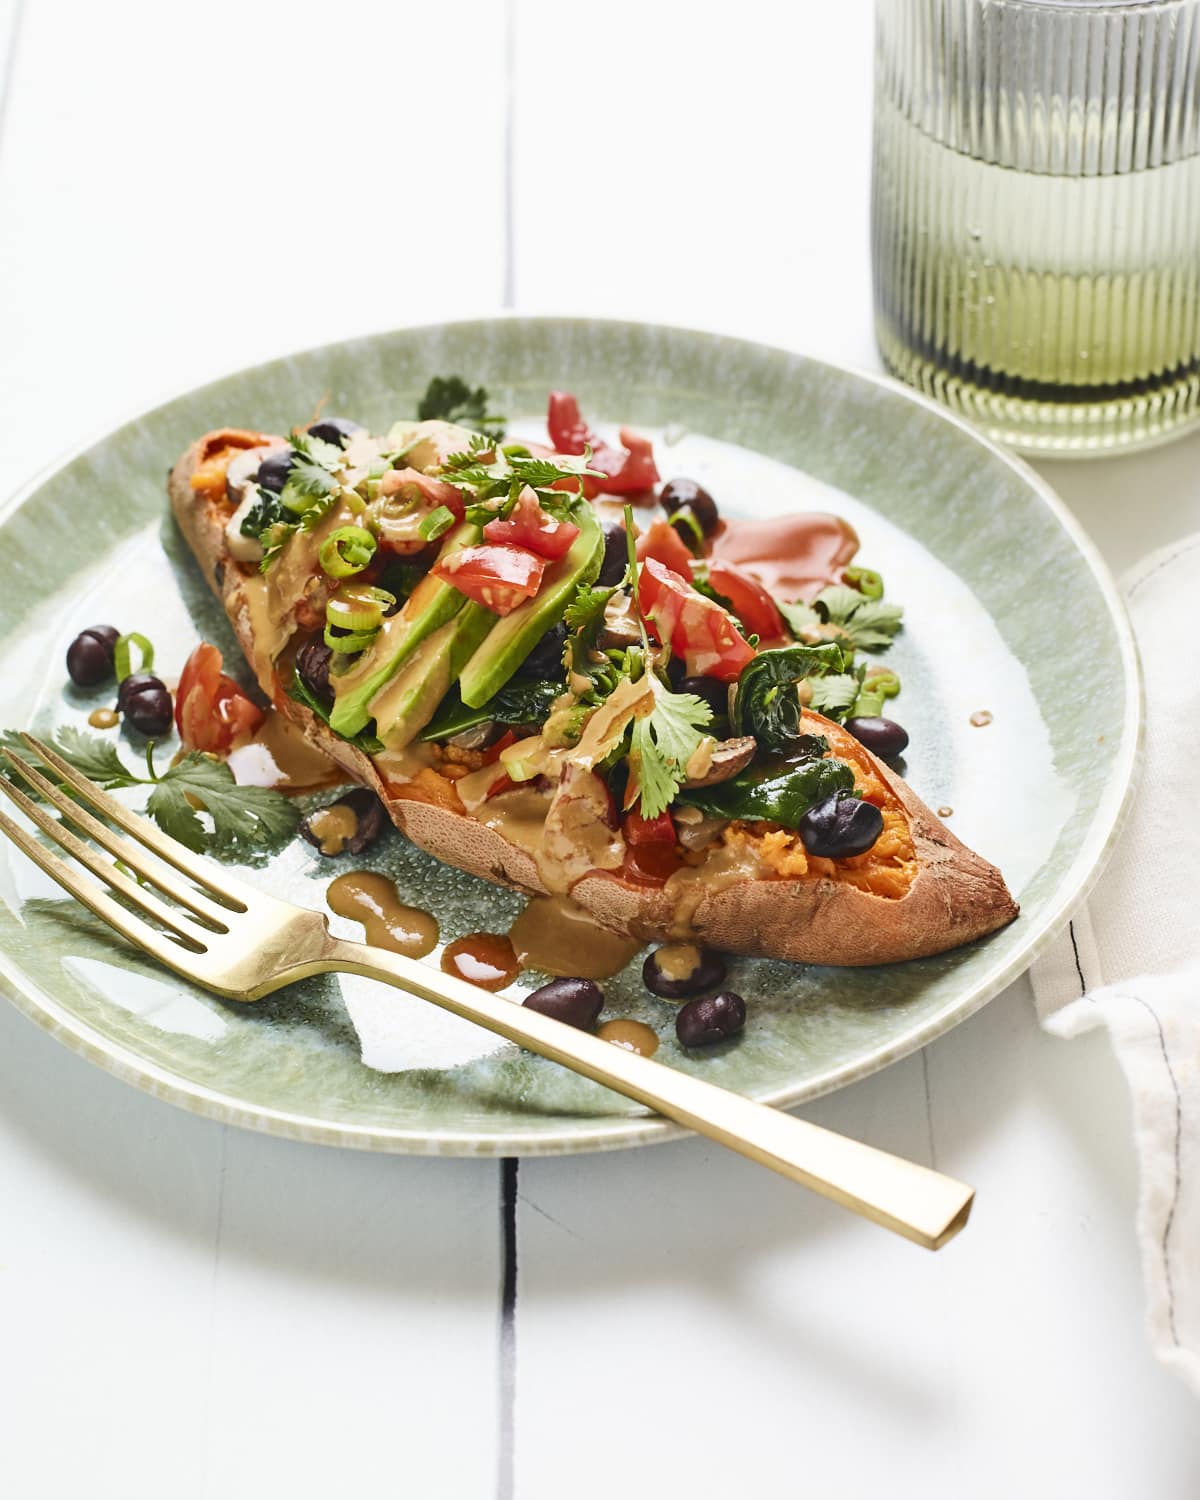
[326, 872, 439, 958]
[509, 894, 642, 980]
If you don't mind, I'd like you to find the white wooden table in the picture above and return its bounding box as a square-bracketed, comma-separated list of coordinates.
[2, 4, 1198, 1495]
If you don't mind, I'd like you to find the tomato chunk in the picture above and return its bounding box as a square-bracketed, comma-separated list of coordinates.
[639, 557, 756, 683]
[546, 391, 659, 494]
[624, 807, 676, 845]
[704, 559, 787, 645]
[636, 519, 696, 576]
[483, 489, 580, 560]
[175, 642, 264, 754]
[432, 544, 545, 616]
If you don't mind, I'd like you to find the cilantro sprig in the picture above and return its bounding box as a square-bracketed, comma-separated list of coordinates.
[1, 729, 299, 858]
[418, 375, 506, 436]
[630, 684, 712, 819]
[780, 584, 903, 652]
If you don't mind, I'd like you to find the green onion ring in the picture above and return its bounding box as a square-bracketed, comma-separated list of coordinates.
[845, 565, 884, 600]
[113, 631, 154, 683]
[325, 585, 396, 632]
[324, 624, 379, 654]
[318, 525, 377, 578]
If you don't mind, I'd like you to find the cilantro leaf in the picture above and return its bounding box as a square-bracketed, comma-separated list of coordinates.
[289, 430, 345, 470]
[149, 754, 299, 856]
[778, 599, 821, 636]
[0, 728, 141, 790]
[629, 687, 712, 819]
[417, 375, 506, 436]
[810, 585, 904, 651]
[838, 598, 905, 650]
[564, 583, 617, 634]
[805, 673, 860, 716]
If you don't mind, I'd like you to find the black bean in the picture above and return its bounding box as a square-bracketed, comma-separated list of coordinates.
[660, 478, 719, 536]
[519, 621, 567, 678]
[256, 450, 295, 493]
[844, 716, 909, 760]
[676, 990, 746, 1048]
[299, 786, 386, 857]
[116, 672, 159, 713]
[307, 417, 363, 447]
[676, 675, 729, 718]
[643, 944, 727, 1000]
[522, 977, 604, 1030]
[296, 638, 334, 704]
[597, 520, 629, 586]
[119, 677, 173, 738]
[798, 791, 884, 859]
[66, 625, 119, 687]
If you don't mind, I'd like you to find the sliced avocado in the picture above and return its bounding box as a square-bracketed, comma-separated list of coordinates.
[371, 602, 497, 748]
[457, 506, 603, 709]
[329, 522, 480, 738]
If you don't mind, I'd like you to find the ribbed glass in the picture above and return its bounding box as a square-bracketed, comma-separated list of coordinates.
[872, 0, 1200, 455]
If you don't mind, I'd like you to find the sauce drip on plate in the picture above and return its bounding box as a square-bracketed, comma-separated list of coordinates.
[227, 710, 347, 793]
[442, 933, 520, 991]
[597, 1019, 659, 1057]
[509, 895, 642, 979]
[327, 871, 439, 958]
[713, 513, 859, 602]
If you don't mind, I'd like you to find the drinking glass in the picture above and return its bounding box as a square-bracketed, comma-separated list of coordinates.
[872, 0, 1200, 455]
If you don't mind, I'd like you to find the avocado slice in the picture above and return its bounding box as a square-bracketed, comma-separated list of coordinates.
[370, 602, 497, 749]
[457, 506, 603, 709]
[329, 522, 480, 738]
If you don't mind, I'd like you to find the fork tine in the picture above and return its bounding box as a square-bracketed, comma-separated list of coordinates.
[0, 776, 207, 952]
[20, 733, 250, 912]
[0, 802, 205, 972]
[3, 750, 231, 932]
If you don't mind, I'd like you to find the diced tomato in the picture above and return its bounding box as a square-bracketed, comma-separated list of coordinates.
[431, 544, 545, 615]
[637, 519, 696, 576]
[484, 772, 518, 800]
[639, 557, 756, 683]
[624, 806, 676, 845]
[483, 489, 580, 560]
[175, 642, 265, 754]
[546, 392, 659, 495]
[483, 729, 518, 766]
[622, 842, 683, 886]
[380, 466, 466, 520]
[704, 559, 787, 646]
[547, 392, 592, 455]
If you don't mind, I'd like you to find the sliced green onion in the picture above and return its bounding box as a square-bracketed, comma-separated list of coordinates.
[418, 505, 457, 542]
[668, 507, 706, 554]
[318, 525, 376, 578]
[325, 584, 396, 632]
[501, 442, 531, 459]
[845, 566, 884, 600]
[324, 624, 379, 654]
[113, 631, 154, 683]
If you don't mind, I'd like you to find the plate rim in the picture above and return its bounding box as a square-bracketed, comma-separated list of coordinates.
[0, 314, 1143, 1156]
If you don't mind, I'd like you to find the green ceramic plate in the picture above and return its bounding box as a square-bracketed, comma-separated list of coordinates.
[0, 318, 1139, 1155]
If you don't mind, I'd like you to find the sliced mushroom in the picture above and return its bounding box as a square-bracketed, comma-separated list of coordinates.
[682, 735, 757, 789]
[599, 591, 643, 649]
[445, 722, 503, 753]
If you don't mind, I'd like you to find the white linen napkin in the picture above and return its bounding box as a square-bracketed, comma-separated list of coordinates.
[1031, 534, 1200, 1398]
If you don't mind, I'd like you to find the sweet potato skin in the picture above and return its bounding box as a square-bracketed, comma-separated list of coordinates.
[169, 430, 1019, 967]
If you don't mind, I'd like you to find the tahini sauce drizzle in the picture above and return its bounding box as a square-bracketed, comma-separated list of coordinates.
[226, 711, 346, 792]
[509, 894, 642, 979]
[326, 872, 439, 958]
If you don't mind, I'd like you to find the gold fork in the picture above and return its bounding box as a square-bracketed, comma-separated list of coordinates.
[0, 733, 973, 1249]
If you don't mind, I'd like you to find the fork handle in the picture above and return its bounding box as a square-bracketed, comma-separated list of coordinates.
[323, 938, 972, 1249]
